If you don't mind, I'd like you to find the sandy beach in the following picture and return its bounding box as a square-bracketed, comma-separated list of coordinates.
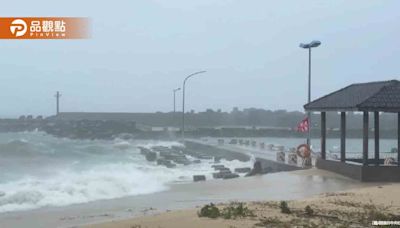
[86, 182, 400, 228]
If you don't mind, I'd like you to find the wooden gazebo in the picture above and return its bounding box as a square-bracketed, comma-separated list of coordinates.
[304, 80, 400, 182]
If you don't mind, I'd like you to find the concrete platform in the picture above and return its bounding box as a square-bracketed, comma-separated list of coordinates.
[316, 158, 400, 182]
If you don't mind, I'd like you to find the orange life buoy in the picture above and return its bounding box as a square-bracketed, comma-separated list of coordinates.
[297, 144, 311, 158]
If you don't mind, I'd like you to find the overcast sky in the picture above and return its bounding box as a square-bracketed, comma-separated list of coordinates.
[1, 0, 399, 117]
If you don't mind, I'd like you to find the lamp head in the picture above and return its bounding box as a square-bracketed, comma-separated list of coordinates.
[299, 40, 321, 49]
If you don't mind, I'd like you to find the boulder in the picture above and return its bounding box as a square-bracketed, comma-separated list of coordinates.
[157, 158, 176, 168]
[198, 155, 213, 160]
[229, 139, 238, 144]
[139, 147, 151, 155]
[245, 161, 263, 176]
[234, 167, 251, 173]
[212, 170, 232, 179]
[174, 158, 191, 165]
[215, 167, 230, 172]
[214, 156, 222, 163]
[211, 164, 225, 169]
[193, 175, 206, 182]
[145, 151, 157, 162]
[222, 173, 240, 179]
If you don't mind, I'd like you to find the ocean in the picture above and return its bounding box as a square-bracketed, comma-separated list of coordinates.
[0, 131, 396, 214]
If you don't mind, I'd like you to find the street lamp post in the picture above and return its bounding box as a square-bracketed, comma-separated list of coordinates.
[299, 40, 321, 147]
[181, 70, 207, 141]
[173, 88, 181, 113]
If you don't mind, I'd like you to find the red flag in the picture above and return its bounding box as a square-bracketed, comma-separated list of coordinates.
[297, 117, 309, 132]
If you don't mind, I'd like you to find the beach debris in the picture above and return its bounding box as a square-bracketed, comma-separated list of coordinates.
[234, 167, 251, 173]
[193, 175, 206, 182]
[217, 139, 224, 145]
[251, 141, 257, 147]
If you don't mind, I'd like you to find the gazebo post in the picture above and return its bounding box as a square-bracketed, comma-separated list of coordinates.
[340, 112, 346, 162]
[321, 112, 326, 160]
[374, 112, 380, 166]
[363, 111, 369, 166]
[398, 113, 400, 166]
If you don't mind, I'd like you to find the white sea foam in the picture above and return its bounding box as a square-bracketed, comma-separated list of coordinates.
[0, 163, 169, 212]
[0, 132, 253, 213]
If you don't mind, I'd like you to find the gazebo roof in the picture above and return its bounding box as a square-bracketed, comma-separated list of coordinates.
[304, 79, 400, 112]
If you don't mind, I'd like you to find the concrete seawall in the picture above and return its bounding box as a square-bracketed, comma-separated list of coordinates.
[184, 140, 251, 162]
[185, 140, 305, 173]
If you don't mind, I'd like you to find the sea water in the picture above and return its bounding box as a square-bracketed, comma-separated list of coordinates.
[0, 132, 253, 213]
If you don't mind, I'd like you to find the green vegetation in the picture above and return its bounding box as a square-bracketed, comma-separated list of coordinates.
[279, 201, 291, 214]
[198, 203, 220, 219]
[221, 202, 255, 219]
[198, 202, 254, 219]
[304, 205, 314, 216]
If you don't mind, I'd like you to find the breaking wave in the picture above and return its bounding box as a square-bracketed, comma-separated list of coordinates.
[0, 132, 252, 213]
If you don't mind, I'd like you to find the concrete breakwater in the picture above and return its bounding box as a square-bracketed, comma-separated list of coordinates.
[184, 141, 304, 175]
[137, 141, 304, 183]
[184, 140, 251, 162]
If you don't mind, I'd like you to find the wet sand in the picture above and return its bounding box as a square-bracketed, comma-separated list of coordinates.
[0, 168, 371, 228]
